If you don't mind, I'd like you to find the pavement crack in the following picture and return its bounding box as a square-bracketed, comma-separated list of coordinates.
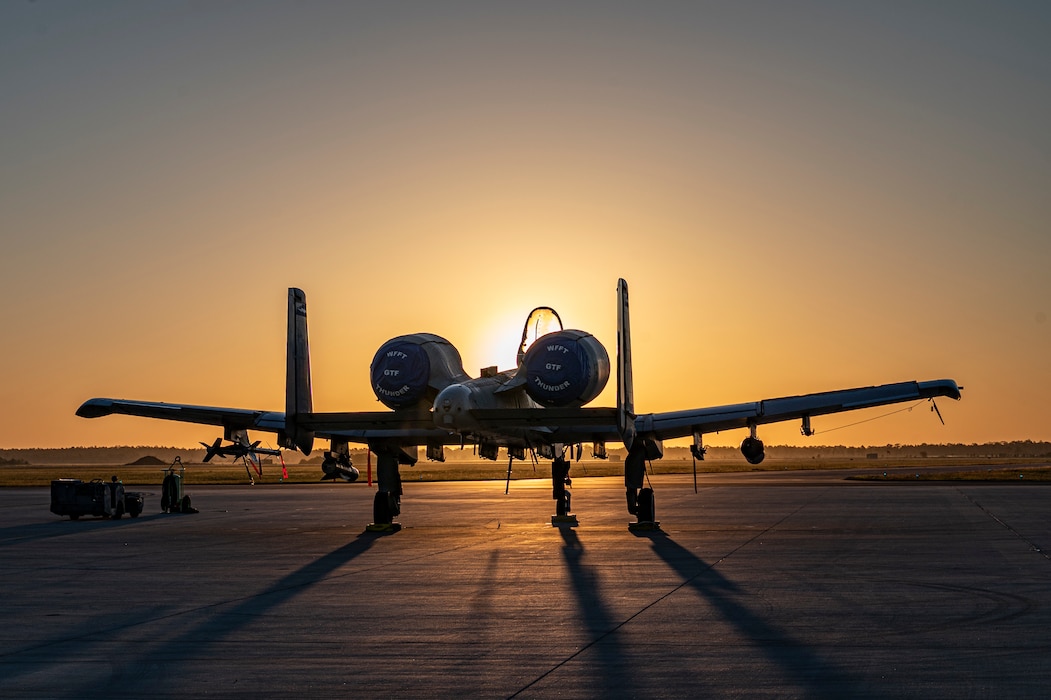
[957, 488, 1051, 563]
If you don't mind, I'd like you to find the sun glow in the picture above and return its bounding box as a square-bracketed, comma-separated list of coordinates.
[466, 313, 529, 376]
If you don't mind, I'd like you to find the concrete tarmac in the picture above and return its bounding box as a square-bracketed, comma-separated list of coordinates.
[2, 469, 1049, 698]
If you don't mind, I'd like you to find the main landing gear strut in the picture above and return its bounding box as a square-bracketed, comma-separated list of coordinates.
[625, 443, 660, 531]
[367, 444, 415, 532]
[551, 456, 577, 526]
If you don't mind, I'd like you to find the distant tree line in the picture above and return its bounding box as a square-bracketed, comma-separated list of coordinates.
[659, 441, 1051, 460]
[3, 441, 1051, 465]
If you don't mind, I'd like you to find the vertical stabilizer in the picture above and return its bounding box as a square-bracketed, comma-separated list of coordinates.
[285, 288, 314, 455]
[616, 278, 636, 450]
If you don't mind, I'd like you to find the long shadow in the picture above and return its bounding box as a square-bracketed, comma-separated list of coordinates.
[513, 527, 641, 697]
[447, 549, 502, 676]
[645, 533, 862, 697]
[0, 513, 168, 547]
[6, 531, 385, 694]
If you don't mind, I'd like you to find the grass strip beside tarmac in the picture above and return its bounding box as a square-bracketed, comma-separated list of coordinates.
[2, 457, 1050, 487]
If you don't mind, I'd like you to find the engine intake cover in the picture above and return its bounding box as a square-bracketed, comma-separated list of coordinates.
[371, 333, 467, 410]
[521, 330, 610, 407]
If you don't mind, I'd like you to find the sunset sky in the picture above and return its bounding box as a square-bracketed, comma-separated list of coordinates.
[2, 2, 1049, 450]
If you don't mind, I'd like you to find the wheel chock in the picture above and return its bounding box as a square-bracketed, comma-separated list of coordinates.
[365, 522, 402, 533]
[628, 520, 661, 532]
[551, 514, 579, 527]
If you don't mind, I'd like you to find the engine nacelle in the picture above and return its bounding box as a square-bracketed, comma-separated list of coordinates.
[521, 330, 610, 407]
[371, 333, 469, 410]
[741, 436, 765, 465]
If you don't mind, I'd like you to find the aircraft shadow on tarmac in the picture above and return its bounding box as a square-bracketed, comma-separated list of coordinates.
[639, 532, 863, 696]
[0, 512, 171, 548]
[521, 526, 644, 697]
[48, 533, 383, 697]
[507, 526, 864, 698]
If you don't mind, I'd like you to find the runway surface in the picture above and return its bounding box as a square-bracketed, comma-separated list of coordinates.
[2, 469, 1050, 698]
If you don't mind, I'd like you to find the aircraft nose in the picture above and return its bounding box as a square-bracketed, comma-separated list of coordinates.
[433, 384, 472, 430]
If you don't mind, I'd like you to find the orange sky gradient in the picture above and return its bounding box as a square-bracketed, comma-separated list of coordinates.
[2, 4, 1049, 450]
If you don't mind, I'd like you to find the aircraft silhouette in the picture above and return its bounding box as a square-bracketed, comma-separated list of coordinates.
[78, 279, 962, 529]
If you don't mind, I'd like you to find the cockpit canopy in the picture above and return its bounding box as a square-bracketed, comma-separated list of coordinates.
[517, 306, 563, 366]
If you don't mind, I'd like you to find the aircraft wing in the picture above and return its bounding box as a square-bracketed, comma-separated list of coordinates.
[466, 379, 962, 442]
[633, 379, 961, 440]
[76, 399, 457, 444]
[469, 407, 621, 444]
[297, 410, 453, 442]
[76, 398, 281, 431]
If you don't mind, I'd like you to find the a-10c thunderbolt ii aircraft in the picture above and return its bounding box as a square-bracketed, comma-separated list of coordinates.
[77, 279, 962, 530]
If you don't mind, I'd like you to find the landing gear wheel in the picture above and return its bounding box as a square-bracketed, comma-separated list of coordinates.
[636, 487, 655, 523]
[626, 488, 638, 515]
[373, 491, 393, 524]
[367, 492, 403, 532]
[628, 487, 660, 531]
[551, 456, 575, 522]
[556, 491, 572, 517]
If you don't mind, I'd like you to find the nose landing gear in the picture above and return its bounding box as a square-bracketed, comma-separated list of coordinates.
[550, 456, 578, 526]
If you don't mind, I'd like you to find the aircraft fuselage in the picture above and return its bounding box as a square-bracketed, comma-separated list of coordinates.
[433, 370, 542, 445]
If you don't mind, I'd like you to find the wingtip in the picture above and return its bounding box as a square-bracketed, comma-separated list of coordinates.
[917, 379, 962, 401]
[76, 398, 113, 419]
